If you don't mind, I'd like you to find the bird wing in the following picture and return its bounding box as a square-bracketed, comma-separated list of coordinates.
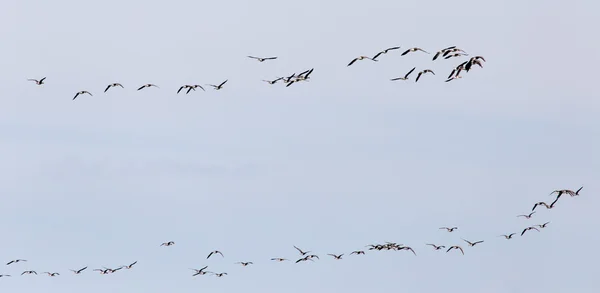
[405, 67, 416, 78]
[433, 51, 441, 60]
[347, 58, 358, 66]
[219, 80, 228, 87]
[401, 49, 411, 56]
[207, 252, 214, 259]
[372, 52, 383, 60]
[104, 85, 112, 92]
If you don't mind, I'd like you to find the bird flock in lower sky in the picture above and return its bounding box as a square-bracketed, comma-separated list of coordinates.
[0, 186, 582, 279]
[24, 45, 486, 100]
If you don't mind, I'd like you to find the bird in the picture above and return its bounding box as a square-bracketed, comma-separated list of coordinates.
[521, 226, 540, 236]
[532, 202, 550, 211]
[104, 83, 124, 93]
[0, 274, 10, 277]
[327, 254, 343, 260]
[432, 46, 456, 60]
[270, 258, 289, 262]
[235, 262, 253, 266]
[70, 267, 87, 274]
[415, 69, 435, 82]
[190, 266, 209, 276]
[439, 227, 458, 232]
[43, 272, 60, 277]
[445, 76, 462, 82]
[372, 46, 401, 60]
[122, 261, 137, 269]
[212, 272, 227, 277]
[177, 85, 193, 94]
[550, 186, 583, 199]
[207, 250, 224, 259]
[73, 90, 92, 100]
[465, 56, 486, 71]
[390, 67, 416, 81]
[462, 239, 484, 247]
[446, 246, 464, 255]
[263, 77, 283, 84]
[517, 212, 536, 219]
[398, 246, 417, 255]
[443, 48, 467, 58]
[102, 267, 122, 273]
[6, 259, 27, 265]
[248, 56, 277, 62]
[294, 245, 311, 256]
[137, 83, 159, 91]
[21, 271, 37, 275]
[350, 250, 366, 255]
[295, 256, 314, 263]
[27, 77, 46, 85]
[426, 244, 446, 250]
[347, 55, 377, 66]
[401, 47, 429, 56]
[160, 241, 175, 246]
[537, 222, 550, 228]
[207, 80, 228, 90]
[499, 233, 517, 239]
[444, 53, 468, 59]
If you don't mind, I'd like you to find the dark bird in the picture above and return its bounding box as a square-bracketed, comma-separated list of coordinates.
[235, 262, 253, 266]
[550, 186, 583, 199]
[263, 77, 283, 84]
[248, 56, 277, 62]
[446, 246, 464, 255]
[443, 48, 467, 57]
[0, 274, 10, 277]
[499, 233, 517, 239]
[401, 47, 429, 56]
[432, 46, 456, 60]
[93, 269, 110, 275]
[537, 222, 550, 229]
[122, 261, 137, 269]
[398, 246, 417, 255]
[390, 67, 416, 81]
[532, 202, 550, 211]
[43, 272, 60, 277]
[372, 46, 401, 60]
[462, 239, 484, 247]
[350, 250, 365, 255]
[465, 56, 486, 71]
[21, 271, 37, 275]
[207, 80, 228, 90]
[212, 272, 227, 277]
[137, 83, 159, 91]
[70, 267, 87, 274]
[73, 90, 92, 100]
[327, 254, 343, 260]
[347, 55, 377, 66]
[190, 266, 209, 276]
[294, 245, 311, 256]
[104, 83, 124, 93]
[6, 259, 27, 265]
[444, 53, 468, 59]
[521, 226, 540, 236]
[207, 251, 224, 259]
[517, 212, 536, 219]
[27, 77, 46, 85]
[426, 244, 445, 250]
[415, 69, 435, 82]
[270, 258, 289, 262]
[439, 227, 458, 232]
[295, 256, 314, 263]
[161, 241, 175, 246]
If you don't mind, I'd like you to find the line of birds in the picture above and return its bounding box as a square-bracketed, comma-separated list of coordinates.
[23, 45, 486, 101]
[0, 186, 582, 279]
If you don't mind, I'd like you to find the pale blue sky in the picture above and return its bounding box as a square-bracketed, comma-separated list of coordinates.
[1, 0, 599, 292]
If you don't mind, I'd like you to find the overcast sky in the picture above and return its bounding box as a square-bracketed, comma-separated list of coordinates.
[1, 0, 598, 292]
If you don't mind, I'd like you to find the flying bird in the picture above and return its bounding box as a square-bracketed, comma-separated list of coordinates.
[439, 227, 458, 232]
[207, 80, 228, 90]
[347, 55, 377, 66]
[372, 46, 401, 60]
[532, 202, 550, 211]
[521, 226, 540, 236]
[270, 258, 289, 262]
[235, 262, 253, 266]
[350, 250, 365, 255]
[43, 272, 60, 277]
[295, 256, 314, 263]
[398, 246, 417, 255]
[122, 261, 137, 269]
[401, 47, 429, 56]
[207, 251, 224, 259]
[190, 266, 209, 276]
[294, 246, 311, 256]
[432, 46, 456, 60]
[426, 244, 446, 250]
[537, 222, 550, 229]
[390, 67, 416, 81]
[446, 246, 464, 255]
[0, 275, 10, 277]
[327, 254, 344, 260]
[27, 77, 46, 85]
[415, 69, 435, 82]
[445, 76, 462, 82]
[462, 239, 484, 247]
[499, 233, 517, 239]
[6, 259, 27, 265]
[73, 90, 92, 100]
[248, 56, 277, 62]
[517, 212, 536, 219]
[137, 83, 159, 91]
[263, 77, 283, 84]
[161, 241, 175, 246]
[104, 83, 124, 93]
[21, 271, 37, 275]
[212, 272, 227, 277]
[70, 267, 87, 274]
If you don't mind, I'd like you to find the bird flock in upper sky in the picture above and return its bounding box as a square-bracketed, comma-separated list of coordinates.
[23, 45, 486, 100]
[0, 186, 582, 279]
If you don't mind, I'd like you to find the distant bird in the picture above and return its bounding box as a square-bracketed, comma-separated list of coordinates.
[161, 241, 175, 247]
[443, 48, 467, 58]
[444, 53, 468, 59]
[177, 84, 204, 94]
[102, 267, 122, 273]
[372, 46, 401, 60]
[248, 56, 277, 62]
[440, 227, 458, 232]
[137, 83, 159, 91]
[212, 272, 227, 277]
[70, 267, 87, 274]
[426, 244, 445, 250]
[263, 77, 283, 84]
[27, 77, 46, 85]
[93, 269, 111, 275]
[347, 55, 377, 66]
[73, 90, 92, 100]
[462, 239, 484, 247]
[294, 245, 311, 256]
[207, 80, 228, 90]
[104, 83, 124, 93]
[235, 262, 253, 266]
[415, 69, 435, 82]
[537, 222, 550, 229]
[390, 67, 416, 81]
[350, 250, 365, 255]
[295, 256, 314, 263]
[327, 254, 343, 260]
[521, 226, 540, 236]
[517, 212, 536, 219]
[499, 233, 516, 239]
[446, 246, 464, 255]
[122, 261, 137, 269]
[21, 271, 37, 275]
[307, 254, 320, 260]
[401, 47, 429, 56]
[190, 266, 209, 276]
[0, 274, 10, 277]
[532, 202, 550, 211]
[432, 46, 456, 60]
[207, 251, 224, 259]
[6, 259, 27, 265]
[550, 186, 583, 199]
[465, 56, 486, 71]
[398, 246, 417, 255]
[270, 258, 289, 262]
[43, 272, 60, 277]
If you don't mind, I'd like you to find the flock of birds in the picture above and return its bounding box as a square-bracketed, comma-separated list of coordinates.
[23, 45, 486, 100]
[0, 186, 582, 279]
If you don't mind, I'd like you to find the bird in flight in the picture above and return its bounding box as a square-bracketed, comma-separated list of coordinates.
[73, 90, 92, 100]
[327, 254, 343, 260]
[21, 271, 37, 275]
[235, 262, 253, 266]
[432, 46, 457, 60]
[439, 227, 458, 232]
[390, 67, 416, 81]
[6, 259, 27, 265]
[426, 244, 446, 250]
[532, 202, 550, 211]
[398, 246, 417, 255]
[294, 246, 311, 256]
[190, 266, 210, 276]
[248, 56, 277, 62]
[445, 76, 462, 82]
[521, 226, 540, 236]
[177, 84, 204, 94]
[372, 46, 401, 60]
[70, 267, 87, 274]
[207, 250, 224, 259]
[350, 250, 365, 255]
[270, 258, 289, 262]
[212, 272, 227, 277]
[462, 239, 484, 247]
[537, 222, 550, 229]
[517, 212, 536, 219]
[295, 256, 314, 263]
[347, 55, 377, 66]
[122, 261, 137, 269]
[446, 246, 464, 255]
[263, 77, 283, 84]
[161, 241, 175, 246]
[0, 274, 10, 277]
[415, 69, 435, 82]
[43, 272, 60, 277]
[104, 83, 124, 93]
[499, 233, 516, 239]
[137, 83, 159, 91]
[401, 47, 430, 56]
[207, 80, 228, 90]
[27, 77, 46, 85]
